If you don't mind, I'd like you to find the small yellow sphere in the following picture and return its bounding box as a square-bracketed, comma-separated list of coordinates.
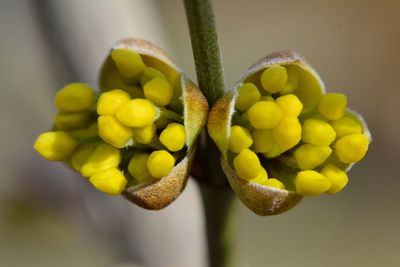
[334, 133, 369, 163]
[111, 48, 145, 78]
[133, 125, 155, 145]
[247, 101, 283, 129]
[302, 119, 336, 146]
[233, 149, 261, 181]
[143, 77, 173, 106]
[296, 170, 331, 196]
[55, 83, 94, 112]
[280, 65, 299, 94]
[330, 116, 362, 139]
[318, 93, 347, 120]
[54, 111, 93, 131]
[147, 150, 176, 178]
[80, 143, 120, 177]
[263, 178, 286, 190]
[89, 168, 127, 195]
[97, 89, 131, 116]
[140, 67, 167, 86]
[294, 144, 332, 170]
[34, 131, 77, 161]
[235, 83, 261, 111]
[320, 164, 348, 194]
[229, 125, 253, 153]
[159, 123, 186, 152]
[98, 116, 133, 148]
[275, 94, 303, 117]
[70, 142, 97, 172]
[69, 123, 98, 141]
[249, 167, 269, 184]
[116, 99, 157, 127]
[128, 153, 152, 183]
[272, 116, 302, 151]
[260, 64, 288, 93]
[252, 129, 275, 153]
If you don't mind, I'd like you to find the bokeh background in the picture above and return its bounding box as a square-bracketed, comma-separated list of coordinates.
[1, 0, 399, 266]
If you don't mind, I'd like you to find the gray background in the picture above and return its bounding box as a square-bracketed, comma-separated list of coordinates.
[0, 0, 398, 266]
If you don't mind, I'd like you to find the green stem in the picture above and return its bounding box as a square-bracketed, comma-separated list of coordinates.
[183, 0, 225, 106]
[184, 1, 234, 267]
[200, 185, 235, 267]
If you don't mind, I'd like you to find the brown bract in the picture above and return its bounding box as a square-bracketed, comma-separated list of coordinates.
[221, 159, 303, 215]
[123, 145, 196, 210]
[208, 50, 326, 215]
[100, 38, 208, 210]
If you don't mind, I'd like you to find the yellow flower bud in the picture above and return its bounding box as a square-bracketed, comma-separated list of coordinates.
[229, 125, 253, 153]
[280, 65, 299, 94]
[317, 93, 347, 121]
[296, 170, 331, 196]
[159, 123, 186, 152]
[80, 143, 120, 177]
[334, 133, 369, 163]
[272, 116, 302, 151]
[143, 77, 173, 106]
[128, 153, 152, 183]
[140, 67, 167, 86]
[275, 94, 303, 117]
[302, 119, 336, 146]
[69, 123, 98, 141]
[294, 144, 332, 170]
[34, 131, 77, 161]
[233, 149, 261, 180]
[55, 83, 94, 112]
[252, 129, 275, 153]
[263, 178, 286, 190]
[97, 89, 131, 116]
[247, 101, 283, 129]
[116, 99, 157, 127]
[54, 111, 93, 131]
[89, 168, 127, 195]
[330, 116, 362, 139]
[320, 164, 348, 194]
[260, 64, 288, 93]
[133, 124, 155, 144]
[70, 142, 97, 172]
[111, 48, 145, 78]
[147, 150, 175, 178]
[249, 167, 269, 184]
[98, 116, 133, 148]
[235, 83, 261, 111]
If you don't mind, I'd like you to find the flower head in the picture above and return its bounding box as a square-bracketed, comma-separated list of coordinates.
[208, 50, 371, 215]
[34, 38, 208, 209]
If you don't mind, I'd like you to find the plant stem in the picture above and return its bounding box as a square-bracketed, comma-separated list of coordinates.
[183, 0, 225, 106]
[184, 1, 234, 267]
[200, 185, 235, 267]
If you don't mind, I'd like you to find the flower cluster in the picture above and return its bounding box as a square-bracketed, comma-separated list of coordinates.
[34, 39, 208, 209]
[33, 39, 370, 215]
[208, 50, 371, 215]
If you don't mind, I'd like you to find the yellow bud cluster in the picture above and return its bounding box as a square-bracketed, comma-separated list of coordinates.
[97, 49, 186, 183]
[229, 63, 369, 197]
[34, 48, 187, 196]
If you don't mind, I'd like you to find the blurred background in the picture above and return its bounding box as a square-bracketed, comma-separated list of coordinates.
[0, 0, 399, 266]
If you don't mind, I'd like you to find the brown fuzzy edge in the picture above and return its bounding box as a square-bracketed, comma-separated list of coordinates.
[207, 91, 234, 159]
[221, 159, 303, 216]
